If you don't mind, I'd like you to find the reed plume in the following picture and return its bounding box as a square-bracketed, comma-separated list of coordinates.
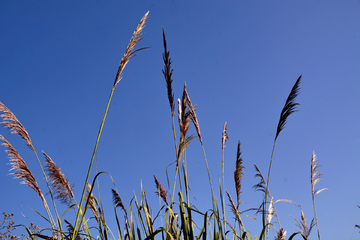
[275, 75, 301, 141]
[292, 207, 314, 239]
[85, 184, 100, 226]
[43, 151, 75, 206]
[275, 228, 286, 240]
[153, 175, 169, 206]
[0, 135, 44, 202]
[234, 140, 244, 204]
[162, 27, 175, 117]
[186, 90, 202, 145]
[176, 84, 195, 168]
[0, 102, 34, 151]
[266, 197, 274, 236]
[178, 83, 191, 140]
[311, 151, 328, 240]
[311, 151, 328, 199]
[222, 122, 228, 151]
[253, 164, 267, 194]
[226, 190, 245, 232]
[111, 189, 127, 215]
[113, 11, 149, 87]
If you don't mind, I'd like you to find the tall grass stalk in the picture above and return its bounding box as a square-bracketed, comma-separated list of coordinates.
[264, 75, 301, 239]
[71, 11, 149, 240]
[311, 151, 329, 240]
[221, 122, 228, 234]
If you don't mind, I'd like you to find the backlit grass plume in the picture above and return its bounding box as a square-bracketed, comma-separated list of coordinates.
[292, 207, 315, 239]
[267, 197, 274, 237]
[0, 102, 34, 151]
[176, 83, 195, 168]
[87, 184, 100, 225]
[275, 75, 301, 141]
[226, 190, 245, 232]
[253, 164, 267, 194]
[154, 175, 169, 206]
[111, 189, 127, 215]
[113, 11, 149, 87]
[186, 90, 202, 145]
[162, 27, 175, 117]
[234, 140, 244, 204]
[0, 135, 43, 201]
[311, 151, 328, 240]
[222, 122, 228, 151]
[43, 151, 75, 206]
[275, 228, 286, 240]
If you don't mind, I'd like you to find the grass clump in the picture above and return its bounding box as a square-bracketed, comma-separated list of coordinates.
[0, 12, 329, 240]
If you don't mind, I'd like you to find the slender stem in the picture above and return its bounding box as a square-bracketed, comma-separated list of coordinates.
[201, 144, 215, 208]
[313, 195, 321, 240]
[72, 85, 115, 240]
[221, 149, 226, 234]
[170, 114, 178, 206]
[171, 116, 178, 159]
[171, 167, 178, 206]
[32, 149, 58, 231]
[183, 150, 190, 205]
[265, 140, 276, 240]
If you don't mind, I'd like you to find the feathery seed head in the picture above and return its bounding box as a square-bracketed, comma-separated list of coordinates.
[162, 27, 175, 117]
[153, 175, 169, 206]
[0, 135, 43, 200]
[222, 122, 228, 151]
[311, 151, 329, 198]
[275, 75, 301, 141]
[253, 164, 267, 193]
[275, 228, 286, 240]
[292, 207, 315, 238]
[186, 89, 202, 145]
[113, 11, 149, 87]
[43, 151, 75, 206]
[0, 102, 34, 151]
[234, 140, 244, 204]
[111, 188, 127, 215]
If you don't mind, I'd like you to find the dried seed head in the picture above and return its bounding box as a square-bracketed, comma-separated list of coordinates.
[222, 122, 228, 151]
[44, 151, 75, 206]
[0, 135, 43, 201]
[0, 102, 34, 151]
[275, 75, 301, 141]
[153, 175, 169, 206]
[113, 12, 149, 87]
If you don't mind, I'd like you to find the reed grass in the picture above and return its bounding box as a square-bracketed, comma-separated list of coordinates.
[311, 151, 329, 240]
[44, 151, 75, 206]
[291, 207, 315, 239]
[0, 12, 330, 240]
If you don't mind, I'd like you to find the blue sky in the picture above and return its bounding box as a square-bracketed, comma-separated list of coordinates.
[0, 1, 359, 240]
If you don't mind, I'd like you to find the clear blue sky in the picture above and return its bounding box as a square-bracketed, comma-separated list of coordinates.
[1, 1, 359, 240]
